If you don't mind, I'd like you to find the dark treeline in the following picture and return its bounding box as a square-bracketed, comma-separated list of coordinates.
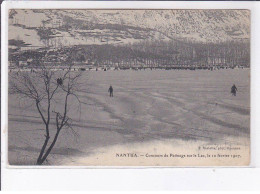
[9, 38, 250, 69]
[126, 39, 250, 68]
[69, 39, 250, 68]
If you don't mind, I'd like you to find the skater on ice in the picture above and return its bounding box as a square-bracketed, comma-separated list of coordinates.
[108, 85, 113, 97]
[231, 84, 237, 96]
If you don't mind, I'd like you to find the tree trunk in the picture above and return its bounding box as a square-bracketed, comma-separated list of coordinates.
[39, 130, 61, 164]
[36, 134, 50, 165]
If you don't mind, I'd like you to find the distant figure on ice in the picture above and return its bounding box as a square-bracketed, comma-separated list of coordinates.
[231, 84, 237, 96]
[108, 85, 113, 97]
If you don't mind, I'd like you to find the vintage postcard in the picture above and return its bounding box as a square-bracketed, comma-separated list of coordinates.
[7, 9, 250, 166]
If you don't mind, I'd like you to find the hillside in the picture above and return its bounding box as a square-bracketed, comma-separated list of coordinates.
[8, 9, 250, 50]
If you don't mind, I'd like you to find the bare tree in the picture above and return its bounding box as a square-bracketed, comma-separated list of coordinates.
[10, 64, 82, 165]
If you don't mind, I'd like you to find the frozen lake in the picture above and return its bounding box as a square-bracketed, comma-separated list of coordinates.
[8, 69, 250, 165]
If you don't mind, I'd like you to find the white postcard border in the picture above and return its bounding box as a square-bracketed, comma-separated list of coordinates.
[1, 1, 260, 190]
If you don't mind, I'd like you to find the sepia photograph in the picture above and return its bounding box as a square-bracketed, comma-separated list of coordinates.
[7, 9, 250, 166]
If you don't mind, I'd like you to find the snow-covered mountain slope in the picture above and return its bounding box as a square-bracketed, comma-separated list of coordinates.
[8, 9, 250, 50]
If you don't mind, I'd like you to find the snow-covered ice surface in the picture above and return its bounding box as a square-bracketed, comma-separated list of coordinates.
[8, 69, 250, 166]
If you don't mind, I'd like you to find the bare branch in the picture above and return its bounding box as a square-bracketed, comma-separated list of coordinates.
[36, 101, 47, 125]
[10, 63, 82, 165]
